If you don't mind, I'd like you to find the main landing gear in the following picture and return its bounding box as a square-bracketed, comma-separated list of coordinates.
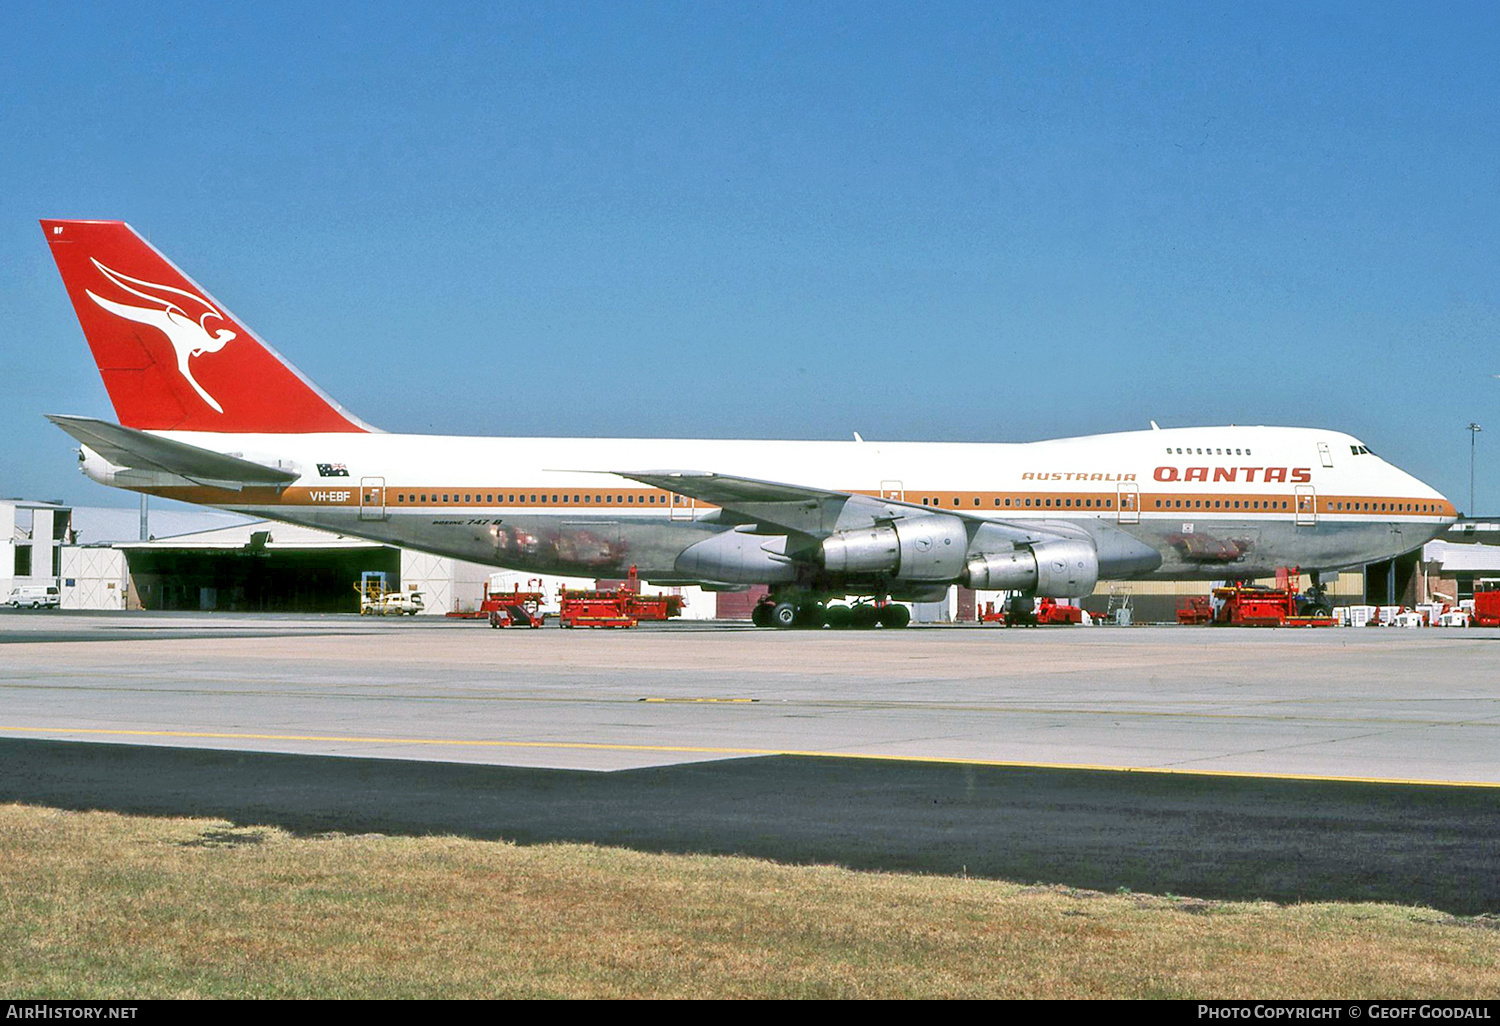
[1299, 571, 1334, 618]
[751, 596, 912, 629]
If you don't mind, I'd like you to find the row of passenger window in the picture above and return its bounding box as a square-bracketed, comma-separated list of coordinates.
[1150, 499, 1440, 512]
[1333, 501, 1431, 512]
[921, 496, 1116, 508]
[389, 491, 1440, 514]
[1167, 447, 1251, 456]
[1155, 498, 1288, 510]
[396, 493, 672, 505]
[916, 497, 1440, 513]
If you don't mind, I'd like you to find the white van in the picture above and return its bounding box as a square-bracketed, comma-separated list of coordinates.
[7, 584, 60, 609]
[359, 589, 425, 616]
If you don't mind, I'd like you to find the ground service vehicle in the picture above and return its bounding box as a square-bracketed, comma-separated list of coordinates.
[6, 584, 60, 609]
[359, 590, 424, 616]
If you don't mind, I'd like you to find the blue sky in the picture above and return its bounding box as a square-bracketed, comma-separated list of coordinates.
[3, 1, 1497, 511]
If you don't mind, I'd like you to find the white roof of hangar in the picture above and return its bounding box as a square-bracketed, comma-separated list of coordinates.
[1422, 541, 1500, 574]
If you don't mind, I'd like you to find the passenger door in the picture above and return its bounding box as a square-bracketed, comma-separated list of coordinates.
[1295, 485, 1317, 526]
[359, 476, 386, 521]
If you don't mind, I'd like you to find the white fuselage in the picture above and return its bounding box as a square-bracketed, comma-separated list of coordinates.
[87, 423, 1455, 586]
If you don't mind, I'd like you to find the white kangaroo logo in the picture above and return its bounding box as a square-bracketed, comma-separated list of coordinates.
[85, 259, 236, 413]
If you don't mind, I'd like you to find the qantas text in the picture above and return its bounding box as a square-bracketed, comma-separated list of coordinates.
[1154, 467, 1312, 483]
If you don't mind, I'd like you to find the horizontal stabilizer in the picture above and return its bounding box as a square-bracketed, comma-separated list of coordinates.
[46, 414, 298, 486]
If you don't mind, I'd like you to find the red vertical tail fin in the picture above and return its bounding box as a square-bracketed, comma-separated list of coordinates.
[41, 219, 370, 433]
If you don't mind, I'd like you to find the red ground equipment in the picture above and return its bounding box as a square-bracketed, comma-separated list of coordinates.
[1176, 596, 1213, 625]
[1033, 597, 1084, 625]
[557, 567, 686, 629]
[622, 590, 687, 622]
[558, 588, 638, 628]
[1212, 568, 1335, 628]
[485, 584, 546, 628]
[981, 596, 1083, 626]
[1473, 588, 1500, 628]
[444, 578, 546, 625]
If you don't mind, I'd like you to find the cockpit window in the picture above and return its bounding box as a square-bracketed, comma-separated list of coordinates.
[1350, 445, 1374, 456]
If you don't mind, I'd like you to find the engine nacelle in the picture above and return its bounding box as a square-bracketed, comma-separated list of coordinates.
[963, 538, 1099, 598]
[1032, 538, 1099, 597]
[820, 525, 899, 575]
[963, 549, 1037, 591]
[675, 529, 799, 584]
[820, 516, 968, 581]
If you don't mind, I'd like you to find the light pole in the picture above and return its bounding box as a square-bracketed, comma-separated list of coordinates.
[1468, 422, 1483, 515]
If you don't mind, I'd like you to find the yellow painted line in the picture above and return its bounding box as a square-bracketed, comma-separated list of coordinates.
[3, 723, 1499, 789]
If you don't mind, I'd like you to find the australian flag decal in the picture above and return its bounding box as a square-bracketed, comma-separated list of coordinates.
[316, 463, 350, 477]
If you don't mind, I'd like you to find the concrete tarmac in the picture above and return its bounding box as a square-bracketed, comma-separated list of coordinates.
[3, 610, 1499, 912]
[2, 610, 1498, 781]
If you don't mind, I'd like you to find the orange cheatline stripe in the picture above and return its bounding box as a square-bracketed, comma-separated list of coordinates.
[1, 724, 1497, 789]
[149, 482, 1454, 517]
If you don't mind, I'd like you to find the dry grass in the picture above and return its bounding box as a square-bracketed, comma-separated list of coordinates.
[1, 802, 1496, 999]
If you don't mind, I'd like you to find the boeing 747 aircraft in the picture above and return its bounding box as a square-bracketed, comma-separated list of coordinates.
[40, 219, 1457, 627]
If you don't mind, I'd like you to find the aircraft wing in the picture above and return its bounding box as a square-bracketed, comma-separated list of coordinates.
[616, 468, 1161, 581]
[47, 414, 299, 487]
[618, 470, 847, 506]
[616, 469, 850, 536]
[614, 468, 1067, 545]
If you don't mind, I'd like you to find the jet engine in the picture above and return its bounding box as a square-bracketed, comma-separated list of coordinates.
[820, 515, 968, 581]
[963, 538, 1099, 598]
[674, 528, 799, 584]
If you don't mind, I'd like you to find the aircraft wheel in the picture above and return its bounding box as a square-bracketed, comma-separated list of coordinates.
[794, 602, 826, 628]
[1006, 596, 1036, 627]
[1300, 596, 1333, 617]
[878, 604, 911, 629]
[824, 604, 852, 629]
[1300, 586, 1333, 617]
[751, 602, 776, 628]
[850, 604, 881, 629]
[771, 601, 799, 629]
